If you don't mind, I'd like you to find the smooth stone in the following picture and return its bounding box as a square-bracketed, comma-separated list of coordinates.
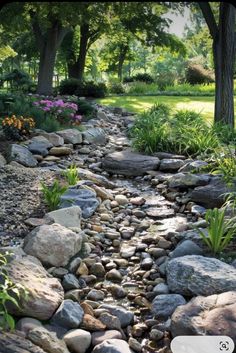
[92, 331, 122, 347]
[179, 160, 208, 173]
[62, 274, 80, 290]
[99, 304, 134, 328]
[16, 318, 43, 336]
[106, 269, 122, 282]
[49, 146, 72, 156]
[99, 313, 121, 330]
[120, 246, 136, 258]
[169, 240, 203, 258]
[81, 314, 106, 331]
[92, 339, 132, 353]
[41, 132, 64, 146]
[159, 159, 185, 171]
[87, 289, 105, 301]
[82, 128, 107, 145]
[27, 327, 69, 353]
[153, 283, 169, 295]
[168, 173, 210, 189]
[63, 329, 91, 353]
[115, 195, 128, 205]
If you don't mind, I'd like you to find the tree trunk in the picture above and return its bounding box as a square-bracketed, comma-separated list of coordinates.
[67, 24, 89, 81]
[118, 45, 128, 82]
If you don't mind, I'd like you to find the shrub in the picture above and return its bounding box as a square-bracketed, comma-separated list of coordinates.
[196, 207, 236, 254]
[0, 68, 33, 92]
[76, 81, 107, 98]
[156, 72, 175, 90]
[2, 115, 35, 140]
[185, 61, 215, 85]
[59, 78, 81, 95]
[108, 83, 126, 94]
[123, 76, 135, 83]
[38, 116, 61, 133]
[41, 180, 68, 211]
[0, 252, 26, 330]
[210, 147, 236, 186]
[77, 99, 96, 120]
[62, 164, 79, 185]
[133, 73, 154, 83]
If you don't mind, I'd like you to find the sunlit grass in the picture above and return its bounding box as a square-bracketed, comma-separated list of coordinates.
[97, 95, 236, 123]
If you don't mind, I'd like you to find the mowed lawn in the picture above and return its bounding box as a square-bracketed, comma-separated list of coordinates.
[97, 95, 236, 122]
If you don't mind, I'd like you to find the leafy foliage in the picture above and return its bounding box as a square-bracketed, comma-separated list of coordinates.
[41, 180, 68, 211]
[196, 207, 236, 254]
[2, 115, 35, 140]
[59, 78, 81, 95]
[62, 164, 79, 186]
[0, 253, 26, 330]
[210, 148, 236, 186]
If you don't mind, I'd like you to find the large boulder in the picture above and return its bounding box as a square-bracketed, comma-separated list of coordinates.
[57, 129, 83, 145]
[28, 136, 53, 157]
[82, 128, 107, 145]
[171, 291, 236, 342]
[159, 159, 185, 172]
[8, 144, 38, 167]
[92, 339, 132, 353]
[60, 186, 99, 219]
[23, 224, 83, 267]
[166, 255, 236, 296]
[0, 331, 47, 353]
[190, 177, 235, 208]
[4, 255, 64, 320]
[44, 206, 82, 229]
[77, 169, 116, 189]
[102, 151, 160, 176]
[168, 173, 210, 189]
[27, 327, 70, 353]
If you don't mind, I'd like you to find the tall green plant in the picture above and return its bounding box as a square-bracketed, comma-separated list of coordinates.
[41, 180, 68, 211]
[196, 207, 236, 254]
[62, 164, 79, 186]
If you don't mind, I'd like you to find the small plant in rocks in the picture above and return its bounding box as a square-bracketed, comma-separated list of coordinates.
[40, 180, 68, 211]
[0, 253, 26, 330]
[62, 164, 79, 186]
[196, 207, 236, 255]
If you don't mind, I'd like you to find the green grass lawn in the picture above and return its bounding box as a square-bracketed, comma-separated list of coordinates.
[97, 95, 236, 122]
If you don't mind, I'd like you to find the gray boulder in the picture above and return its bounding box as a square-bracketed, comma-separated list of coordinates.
[0, 331, 47, 353]
[82, 128, 107, 145]
[152, 294, 186, 319]
[168, 173, 210, 188]
[57, 129, 83, 144]
[191, 177, 235, 208]
[44, 206, 82, 229]
[23, 223, 83, 267]
[92, 339, 132, 353]
[51, 300, 84, 329]
[171, 291, 236, 342]
[169, 240, 203, 258]
[28, 136, 53, 157]
[102, 151, 160, 176]
[60, 187, 99, 218]
[167, 255, 236, 296]
[41, 132, 64, 146]
[179, 160, 208, 173]
[0, 153, 6, 166]
[9, 144, 38, 167]
[159, 159, 185, 172]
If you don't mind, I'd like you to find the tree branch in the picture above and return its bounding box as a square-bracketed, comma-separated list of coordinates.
[198, 2, 218, 39]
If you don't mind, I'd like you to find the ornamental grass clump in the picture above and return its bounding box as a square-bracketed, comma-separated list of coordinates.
[62, 164, 79, 186]
[1, 115, 35, 140]
[41, 180, 68, 211]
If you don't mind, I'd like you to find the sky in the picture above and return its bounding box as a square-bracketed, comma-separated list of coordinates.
[164, 7, 192, 38]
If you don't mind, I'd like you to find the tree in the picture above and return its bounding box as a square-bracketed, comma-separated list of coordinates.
[199, 2, 236, 128]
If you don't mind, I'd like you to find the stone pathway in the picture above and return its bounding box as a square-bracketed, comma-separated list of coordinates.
[1, 104, 236, 353]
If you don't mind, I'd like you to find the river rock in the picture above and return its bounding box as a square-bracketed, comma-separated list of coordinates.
[0, 153, 6, 166]
[179, 160, 208, 173]
[63, 329, 91, 353]
[28, 136, 53, 157]
[91, 331, 122, 347]
[5, 256, 63, 320]
[57, 129, 83, 144]
[16, 318, 43, 336]
[51, 300, 84, 329]
[92, 339, 132, 353]
[171, 291, 236, 342]
[23, 224, 83, 267]
[49, 146, 72, 156]
[27, 327, 69, 353]
[60, 187, 99, 218]
[45, 206, 82, 229]
[167, 255, 236, 296]
[77, 169, 116, 189]
[9, 144, 38, 167]
[152, 294, 186, 319]
[99, 304, 134, 328]
[102, 151, 160, 176]
[82, 128, 107, 145]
